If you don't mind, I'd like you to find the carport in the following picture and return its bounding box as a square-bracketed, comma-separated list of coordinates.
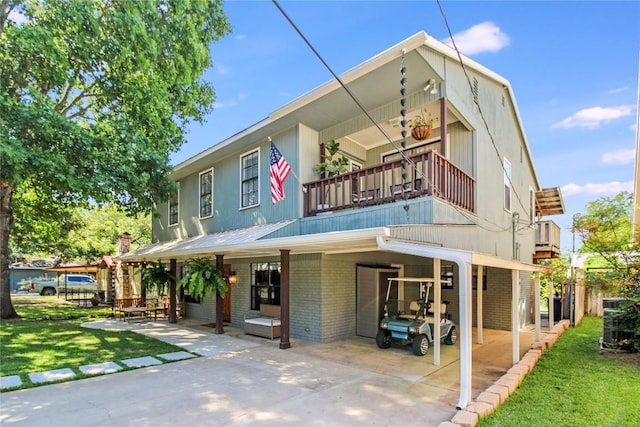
[118, 225, 547, 410]
[377, 237, 546, 409]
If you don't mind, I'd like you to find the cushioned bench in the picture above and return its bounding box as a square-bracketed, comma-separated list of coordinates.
[244, 304, 281, 340]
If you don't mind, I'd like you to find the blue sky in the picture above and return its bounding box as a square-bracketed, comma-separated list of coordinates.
[177, 0, 639, 253]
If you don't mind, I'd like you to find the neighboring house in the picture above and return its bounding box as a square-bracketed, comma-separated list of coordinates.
[8, 259, 56, 290]
[120, 31, 565, 408]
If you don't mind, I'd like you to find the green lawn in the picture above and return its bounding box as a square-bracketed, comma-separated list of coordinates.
[0, 296, 190, 390]
[478, 316, 640, 427]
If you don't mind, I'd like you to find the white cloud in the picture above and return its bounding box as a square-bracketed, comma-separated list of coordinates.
[552, 105, 634, 129]
[601, 149, 636, 165]
[445, 22, 510, 55]
[234, 34, 246, 41]
[608, 86, 629, 94]
[213, 93, 248, 109]
[216, 64, 230, 75]
[561, 180, 633, 197]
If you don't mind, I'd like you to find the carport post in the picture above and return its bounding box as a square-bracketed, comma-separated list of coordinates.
[215, 255, 224, 335]
[512, 269, 520, 365]
[433, 258, 441, 366]
[279, 249, 291, 349]
[477, 265, 484, 344]
[169, 259, 177, 324]
[534, 272, 541, 342]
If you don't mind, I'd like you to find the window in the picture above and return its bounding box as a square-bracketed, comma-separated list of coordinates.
[199, 169, 213, 218]
[503, 158, 511, 212]
[472, 265, 487, 290]
[168, 187, 179, 226]
[529, 186, 535, 225]
[441, 263, 454, 289]
[241, 149, 259, 208]
[250, 262, 280, 310]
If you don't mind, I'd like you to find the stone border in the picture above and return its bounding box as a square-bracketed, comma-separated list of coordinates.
[441, 320, 571, 427]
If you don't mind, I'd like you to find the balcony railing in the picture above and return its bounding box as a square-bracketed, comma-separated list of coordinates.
[303, 150, 475, 216]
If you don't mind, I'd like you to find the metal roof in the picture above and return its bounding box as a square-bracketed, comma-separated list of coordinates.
[118, 220, 298, 262]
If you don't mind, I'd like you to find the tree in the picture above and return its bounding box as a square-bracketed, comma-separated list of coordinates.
[574, 191, 639, 351]
[0, 0, 231, 319]
[538, 255, 570, 303]
[10, 204, 151, 263]
[573, 191, 639, 291]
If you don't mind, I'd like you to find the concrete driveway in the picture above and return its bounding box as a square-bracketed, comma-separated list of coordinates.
[0, 320, 536, 426]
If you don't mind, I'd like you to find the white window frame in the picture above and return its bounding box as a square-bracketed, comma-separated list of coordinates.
[168, 187, 180, 227]
[240, 148, 260, 209]
[199, 168, 214, 219]
[503, 157, 512, 212]
[529, 186, 535, 225]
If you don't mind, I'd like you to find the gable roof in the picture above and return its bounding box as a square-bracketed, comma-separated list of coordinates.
[171, 31, 542, 190]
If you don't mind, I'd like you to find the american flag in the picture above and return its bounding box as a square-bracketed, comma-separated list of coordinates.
[270, 142, 291, 204]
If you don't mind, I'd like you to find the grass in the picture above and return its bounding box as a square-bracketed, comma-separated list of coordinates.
[478, 316, 640, 427]
[0, 296, 190, 391]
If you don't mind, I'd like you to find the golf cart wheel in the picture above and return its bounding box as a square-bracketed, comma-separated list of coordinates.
[412, 334, 429, 356]
[444, 326, 457, 345]
[376, 330, 391, 349]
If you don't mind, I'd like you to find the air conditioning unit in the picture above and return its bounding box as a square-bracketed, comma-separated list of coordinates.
[603, 297, 627, 309]
[602, 303, 633, 349]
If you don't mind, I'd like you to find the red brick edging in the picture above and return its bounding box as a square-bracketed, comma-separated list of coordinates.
[441, 319, 571, 427]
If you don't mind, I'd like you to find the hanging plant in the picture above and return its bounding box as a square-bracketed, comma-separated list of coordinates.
[141, 261, 175, 296]
[178, 257, 227, 300]
[408, 108, 438, 141]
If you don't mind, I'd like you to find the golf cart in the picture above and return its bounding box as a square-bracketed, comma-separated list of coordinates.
[376, 278, 457, 356]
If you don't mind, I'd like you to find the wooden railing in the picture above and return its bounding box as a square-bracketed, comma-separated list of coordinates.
[303, 150, 475, 216]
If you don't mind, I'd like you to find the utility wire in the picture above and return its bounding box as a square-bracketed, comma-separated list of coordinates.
[273, 0, 520, 234]
[436, 0, 532, 223]
[271, 0, 419, 172]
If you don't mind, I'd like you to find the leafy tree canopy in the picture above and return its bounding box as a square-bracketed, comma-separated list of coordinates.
[0, 0, 231, 319]
[573, 191, 638, 290]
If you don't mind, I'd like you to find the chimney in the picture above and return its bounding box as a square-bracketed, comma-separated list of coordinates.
[117, 232, 131, 256]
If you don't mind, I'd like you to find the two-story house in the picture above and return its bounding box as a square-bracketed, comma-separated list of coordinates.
[120, 31, 564, 408]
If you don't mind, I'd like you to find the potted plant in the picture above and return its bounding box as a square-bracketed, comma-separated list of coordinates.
[409, 108, 438, 141]
[141, 261, 175, 297]
[314, 140, 350, 210]
[179, 257, 227, 334]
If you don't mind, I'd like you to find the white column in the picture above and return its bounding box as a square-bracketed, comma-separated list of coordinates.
[477, 265, 484, 344]
[457, 260, 473, 409]
[433, 258, 441, 366]
[534, 272, 541, 342]
[548, 278, 555, 327]
[512, 269, 520, 365]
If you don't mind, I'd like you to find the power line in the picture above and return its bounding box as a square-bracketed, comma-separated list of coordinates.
[435, 0, 532, 222]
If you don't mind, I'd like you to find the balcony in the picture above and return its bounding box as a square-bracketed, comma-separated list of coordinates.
[534, 220, 561, 261]
[303, 150, 475, 216]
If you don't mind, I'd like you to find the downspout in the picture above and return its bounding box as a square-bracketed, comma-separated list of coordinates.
[376, 236, 473, 410]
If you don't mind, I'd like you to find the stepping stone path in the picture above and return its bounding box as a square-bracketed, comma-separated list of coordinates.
[158, 351, 197, 361]
[0, 375, 22, 389]
[1, 352, 198, 390]
[29, 368, 76, 384]
[79, 361, 123, 375]
[120, 356, 163, 368]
